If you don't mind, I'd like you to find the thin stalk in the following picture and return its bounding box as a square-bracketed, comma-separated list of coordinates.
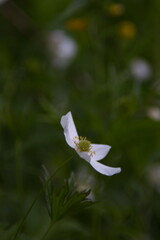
[15, 140, 23, 196]
[40, 222, 54, 240]
[12, 155, 73, 240]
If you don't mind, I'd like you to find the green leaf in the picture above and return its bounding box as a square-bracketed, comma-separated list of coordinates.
[42, 171, 93, 222]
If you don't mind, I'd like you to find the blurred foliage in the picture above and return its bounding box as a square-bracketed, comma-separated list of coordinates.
[42, 168, 93, 222]
[0, 0, 160, 239]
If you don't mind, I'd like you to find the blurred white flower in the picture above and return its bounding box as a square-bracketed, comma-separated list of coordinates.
[130, 58, 152, 81]
[0, 0, 7, 5]
[148, 164, 160, 191]
[147, 107, 160, 121]
[60, 111, 121, 176]
[47, 30, 78, 68]
[76, 168, 96, 200]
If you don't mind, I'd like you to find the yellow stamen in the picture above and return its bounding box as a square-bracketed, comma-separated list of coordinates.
[73, 136, 95, 156]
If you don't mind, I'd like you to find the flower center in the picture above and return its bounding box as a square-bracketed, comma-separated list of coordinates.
[74, 136, 92, 152]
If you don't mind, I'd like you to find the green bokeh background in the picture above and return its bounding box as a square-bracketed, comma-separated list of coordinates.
[0, 0, 160, 239]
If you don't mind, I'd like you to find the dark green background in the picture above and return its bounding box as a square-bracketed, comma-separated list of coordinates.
[0, 0, 160, 239]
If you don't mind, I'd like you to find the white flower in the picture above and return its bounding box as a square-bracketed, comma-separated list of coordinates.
[47, 30, 78, 69]
[60, 112, 121, 176]
[130, 58, 152, 82]
[0, 0, 7, 5]
[147, 107, 160, 121]
[148, 164, 160, 192]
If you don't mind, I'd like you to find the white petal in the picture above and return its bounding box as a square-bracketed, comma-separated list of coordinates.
[90, 160, 121, 176]
[76, 151, 91, 162]
[91, 144, 111, 161]
[60, 112, 78, 148]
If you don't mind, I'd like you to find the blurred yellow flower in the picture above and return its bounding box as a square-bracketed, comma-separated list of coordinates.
[118, 21, 137, 39]
[107, 3, 124, 16]
[65, 18, 88, 31]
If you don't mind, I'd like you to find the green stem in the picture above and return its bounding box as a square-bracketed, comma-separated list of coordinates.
[15, 140, 23, 196]
[41, 222, 54, 240]
[12, 156, 73, 240]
